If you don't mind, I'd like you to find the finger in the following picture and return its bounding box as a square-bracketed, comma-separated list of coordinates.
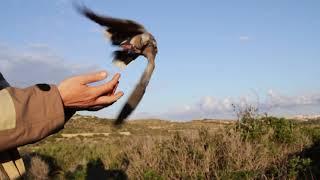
[94, 73, 120, 95]
[109, 82, 119, 95]
[95, 91, 124, 105]
[106, 81, 119, 96]
[76, 71, 108, 84]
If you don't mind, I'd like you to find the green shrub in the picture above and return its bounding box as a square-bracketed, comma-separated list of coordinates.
[302, 127, 320, 143]
[288, 156, 312, 178]
[236, 111, 297, 144]
[143, 169, 163, 180]
[228, 170, 258, 180]
[233, 105, 269, 141]
[267, 117, 295, 143]
[65, 165, 86, 180]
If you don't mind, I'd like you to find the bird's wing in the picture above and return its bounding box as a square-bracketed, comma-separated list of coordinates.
[112, 50, 139, 69]
[76, 5, 147, 45]
[114, 59, 155, 125]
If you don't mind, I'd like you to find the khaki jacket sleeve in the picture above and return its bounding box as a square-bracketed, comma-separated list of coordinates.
[0, 84, 66, 151]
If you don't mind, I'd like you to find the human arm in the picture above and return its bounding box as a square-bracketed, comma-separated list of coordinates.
[0, 71, 123, 151]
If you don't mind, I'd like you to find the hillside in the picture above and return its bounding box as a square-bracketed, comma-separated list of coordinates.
[19, 115, 320, 179]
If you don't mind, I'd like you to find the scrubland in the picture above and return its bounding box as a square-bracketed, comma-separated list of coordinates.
[20, 111, 320, 179]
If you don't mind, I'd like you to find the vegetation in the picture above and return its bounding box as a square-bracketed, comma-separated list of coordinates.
[19, 113, 320, 179]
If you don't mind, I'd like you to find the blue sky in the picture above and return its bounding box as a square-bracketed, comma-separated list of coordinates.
[1, 0, 320, 120]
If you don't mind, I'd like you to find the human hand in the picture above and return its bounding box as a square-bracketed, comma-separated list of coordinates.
[58, 71, 123, 111]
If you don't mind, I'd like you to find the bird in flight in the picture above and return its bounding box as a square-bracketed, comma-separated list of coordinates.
[76, 5, 158, 125]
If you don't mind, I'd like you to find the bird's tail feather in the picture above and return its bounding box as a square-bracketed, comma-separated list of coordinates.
[114, 60, 155, 125]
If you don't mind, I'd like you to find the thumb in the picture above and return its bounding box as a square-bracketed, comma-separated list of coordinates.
[77, 71, 108, 84]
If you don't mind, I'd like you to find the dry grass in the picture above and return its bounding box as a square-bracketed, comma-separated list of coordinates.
[27, 156, 49, 180]
[19, 115, 320, 179]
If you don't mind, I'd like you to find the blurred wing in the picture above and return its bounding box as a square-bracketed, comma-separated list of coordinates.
[112, 50, 139, 69]
[114, 61, 155, 125]
[76, 5, 146, 45]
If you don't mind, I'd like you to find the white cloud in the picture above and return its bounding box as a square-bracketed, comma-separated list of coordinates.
[0, 43, 100, 87]
[266, 90, 320, 108]
[162, 90, 320, 120]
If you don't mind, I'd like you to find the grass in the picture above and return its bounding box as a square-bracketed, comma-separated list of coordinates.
[19, 114, 320, 179]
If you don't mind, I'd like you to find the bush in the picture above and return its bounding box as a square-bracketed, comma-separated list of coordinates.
[302, 127, 320, 143]
[287, 156, 312, 178]
[234, 105, 297, 144]
[234, 105, 269, 141]
[267, 117, 295, 144]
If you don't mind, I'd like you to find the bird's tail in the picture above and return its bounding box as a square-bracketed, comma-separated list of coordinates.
[112, 51, 139, 70]
[114, 58, 155, 125]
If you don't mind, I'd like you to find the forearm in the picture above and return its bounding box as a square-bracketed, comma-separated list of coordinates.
[0, 84, 69, 151]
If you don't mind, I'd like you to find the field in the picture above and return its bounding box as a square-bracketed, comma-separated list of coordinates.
[19, 114, 320, 179]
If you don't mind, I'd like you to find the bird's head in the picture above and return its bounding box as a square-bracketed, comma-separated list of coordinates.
[120, 33, 157, 61]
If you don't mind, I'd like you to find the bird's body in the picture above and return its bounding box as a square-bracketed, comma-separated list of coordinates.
[113, 32, 157, 69]
[76, 5, 158, 125]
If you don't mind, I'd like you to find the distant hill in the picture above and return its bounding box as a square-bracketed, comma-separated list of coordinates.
[288, 114, 320, 121]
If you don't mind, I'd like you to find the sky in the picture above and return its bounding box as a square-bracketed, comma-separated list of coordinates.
[0, 0, 320, 120]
